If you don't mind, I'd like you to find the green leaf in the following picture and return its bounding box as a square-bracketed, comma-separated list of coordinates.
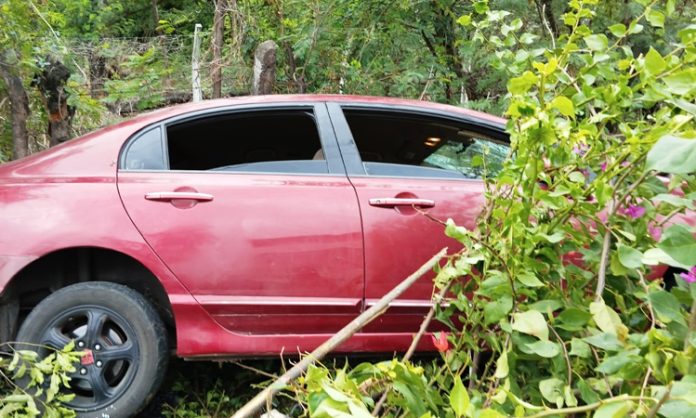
[646, 8, 665, 28]
[557, 308, 592, 331]
[663, 69, 696, 95]
[646, 135, 696, 174]
[668, 98, 696, 116]
[617, 244, 643, 269]
[653, 193, 695, 209]
[584, 34, 608, 51]
[654, 380, 696, 418]
[644, 47, 667, 76]
[577, 379, 601, 404]
[517, 271, 545, 287]
[564, 385, 578, 407]
[512, 310, 549, 341]
[570, 338, 591, 358]
[484, 295, 513, 325]
[678, 24, 696, 44]
[456, 14, 472, 26]
[593, 401, 634, 418]
[658, 224, 696, 265]
[642, 248, 690, 269]
[569, 171, 586, 183]
[628, 22, 644, 34]
[494, 350, 509, 379]
[649, 290, 687, 325]
[551, 96, 575, 118]
[595, 350, 639, 374]
[525, 340, 560, 358]
[590, 300, 629, 340]
[450, 376, 469, 418]
[608, 24, 626, 37]
[479, 410, 506, 418]
[539, 378, 564, 408]
[508, 71, 538, 94]
[583, 332, 624, 351]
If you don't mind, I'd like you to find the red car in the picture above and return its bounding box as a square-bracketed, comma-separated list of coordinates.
[0, 95, 534, 416]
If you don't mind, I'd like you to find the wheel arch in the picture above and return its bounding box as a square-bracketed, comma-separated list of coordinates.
[0, 246, 176, 346]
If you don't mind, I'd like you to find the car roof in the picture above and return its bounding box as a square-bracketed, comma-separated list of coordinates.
[130, 94, 507, 127]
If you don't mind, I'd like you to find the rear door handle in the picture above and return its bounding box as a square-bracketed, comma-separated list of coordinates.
[368, 198, 435, 208]
[145, 191, 214, 202]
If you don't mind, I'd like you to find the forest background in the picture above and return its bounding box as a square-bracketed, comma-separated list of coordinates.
[2, 0, 690, 162]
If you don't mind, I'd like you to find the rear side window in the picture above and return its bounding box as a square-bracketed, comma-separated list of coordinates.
[123, 127, 166, 170]
[122, 109, 328, 174]
[343, 109, 508, 179]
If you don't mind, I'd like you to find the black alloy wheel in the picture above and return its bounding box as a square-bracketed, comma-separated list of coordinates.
[16, 282, 168, 418]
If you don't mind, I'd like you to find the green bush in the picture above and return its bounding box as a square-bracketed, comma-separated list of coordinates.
[0, 341, 82, 417]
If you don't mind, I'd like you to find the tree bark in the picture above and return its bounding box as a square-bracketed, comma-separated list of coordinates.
[212, 0, 231, 99]
[0, 52, 30, 160]
[251, 40, 277, 95]
[151, 0, 159, 34]
[88, 49, 107, 99]
[34, 57, 74, 146]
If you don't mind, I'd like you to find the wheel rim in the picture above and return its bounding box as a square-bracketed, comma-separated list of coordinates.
[38, 305, 140, 411]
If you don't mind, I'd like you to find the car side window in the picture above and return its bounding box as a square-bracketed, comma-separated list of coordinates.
[123, 127, 167, 170]
[123, 109, 328, 174]
[342, 109, 509, 179]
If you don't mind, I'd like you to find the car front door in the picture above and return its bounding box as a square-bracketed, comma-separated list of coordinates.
[117, 103, 364, 335]
[327, 102, 508, 333]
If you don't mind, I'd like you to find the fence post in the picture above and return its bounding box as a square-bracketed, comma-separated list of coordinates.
[191, 23, 203, 102]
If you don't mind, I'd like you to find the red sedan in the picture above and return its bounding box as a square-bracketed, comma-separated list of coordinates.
[0, 95, 509, 416]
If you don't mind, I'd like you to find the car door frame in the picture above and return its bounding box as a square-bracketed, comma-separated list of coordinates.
[117, 101, 367, 337]
[325, 101, 508, 329]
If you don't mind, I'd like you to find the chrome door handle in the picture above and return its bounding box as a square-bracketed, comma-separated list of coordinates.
[368, 198, 435, 208]
[144, 191, 214, 202]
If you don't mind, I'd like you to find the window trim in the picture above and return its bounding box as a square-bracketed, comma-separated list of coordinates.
[118, 103, 345, 175]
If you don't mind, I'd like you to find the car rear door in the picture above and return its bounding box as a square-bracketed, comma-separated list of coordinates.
[327, 102, 508, 332]
[117, 103, 364, 335]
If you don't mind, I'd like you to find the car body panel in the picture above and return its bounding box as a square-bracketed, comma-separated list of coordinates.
[118, 170, 364, 335]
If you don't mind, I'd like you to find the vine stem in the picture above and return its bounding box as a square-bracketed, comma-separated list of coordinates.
[525, 395, 658, 418]
[595, 197, 614, 302]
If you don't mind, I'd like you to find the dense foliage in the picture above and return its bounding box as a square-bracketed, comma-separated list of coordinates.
[4, 0, 693, 162]
[0, 342, 82, 417]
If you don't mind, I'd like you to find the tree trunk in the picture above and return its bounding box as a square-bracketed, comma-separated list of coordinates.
[430, 1, 464, 103]
[0, 52, 30, 160]
[88, 49, 107, 99]
[212, 0, 231, 98]
[151, 0, 159, 34]
[34, 57, 74, 146]
[251, 40, 277, 95]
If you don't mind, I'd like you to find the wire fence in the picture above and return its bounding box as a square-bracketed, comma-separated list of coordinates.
[62, 33, 253, 108]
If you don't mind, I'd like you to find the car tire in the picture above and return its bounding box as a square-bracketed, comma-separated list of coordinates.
[15, 281, 169, 418]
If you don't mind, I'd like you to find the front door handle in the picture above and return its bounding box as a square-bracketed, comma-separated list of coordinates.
[368, 197, 435, 208]
[145, 191, 214, 202]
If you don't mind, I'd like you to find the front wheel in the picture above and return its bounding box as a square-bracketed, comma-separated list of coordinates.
[16, 282, 169, 418]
